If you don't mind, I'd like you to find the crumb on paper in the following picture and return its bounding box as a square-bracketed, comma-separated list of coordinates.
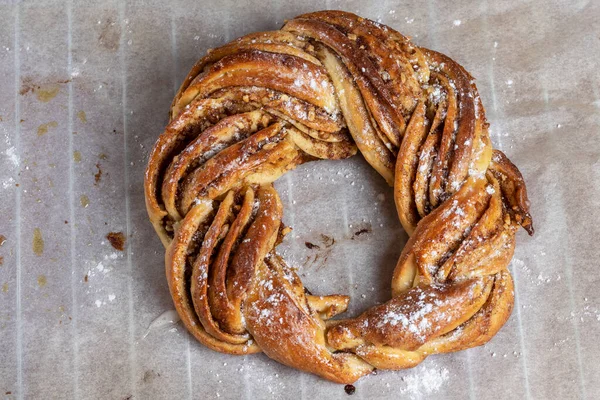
[351, 222, 373, 240]
[106, 232, 126, 251]
[305, 242, 320, 250]
[94, 163, 103, 185]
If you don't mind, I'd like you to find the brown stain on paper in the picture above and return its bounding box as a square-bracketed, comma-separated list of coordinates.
[98, 18, 121, 51]
[73, 151, 82, 162]
[142, 369, 161, 383]
[32, 228, 44, 256]
[77, 110, 87, 123]
[37, 275, 47, 288]
[80, 195, 89, 208]
[37, 121, 58, 136]
[36, 87, 60, 102]
[20, 77, 71, 101]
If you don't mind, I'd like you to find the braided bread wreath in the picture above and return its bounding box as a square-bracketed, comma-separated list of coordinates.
[144, 11, 534, 385]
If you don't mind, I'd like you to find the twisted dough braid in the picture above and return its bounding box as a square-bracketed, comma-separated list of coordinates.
[144, 11, 533, 384]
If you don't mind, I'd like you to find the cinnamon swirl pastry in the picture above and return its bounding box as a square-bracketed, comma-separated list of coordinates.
[144, 10, 533, 384]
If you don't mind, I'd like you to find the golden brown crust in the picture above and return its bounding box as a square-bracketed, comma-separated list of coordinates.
[244, 254, 373, 383]
[145, 10, 533, 384]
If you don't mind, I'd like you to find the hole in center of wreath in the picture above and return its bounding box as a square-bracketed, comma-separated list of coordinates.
[273, 155, 409, 317]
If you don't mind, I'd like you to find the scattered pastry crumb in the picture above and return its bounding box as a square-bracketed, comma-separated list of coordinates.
[344, 384, 356, 395]
[106, 232, 126, 251]
[351, 223, 373, 240]
[94, 163, 103, 185]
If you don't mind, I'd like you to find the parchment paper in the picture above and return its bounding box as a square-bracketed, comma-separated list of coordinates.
[0, 0, 598, 399]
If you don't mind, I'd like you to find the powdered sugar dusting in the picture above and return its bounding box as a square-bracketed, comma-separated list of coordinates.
[5, 146, 19, 167]
[400, 365, 450, 397]
[376, 286, 458, 341]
